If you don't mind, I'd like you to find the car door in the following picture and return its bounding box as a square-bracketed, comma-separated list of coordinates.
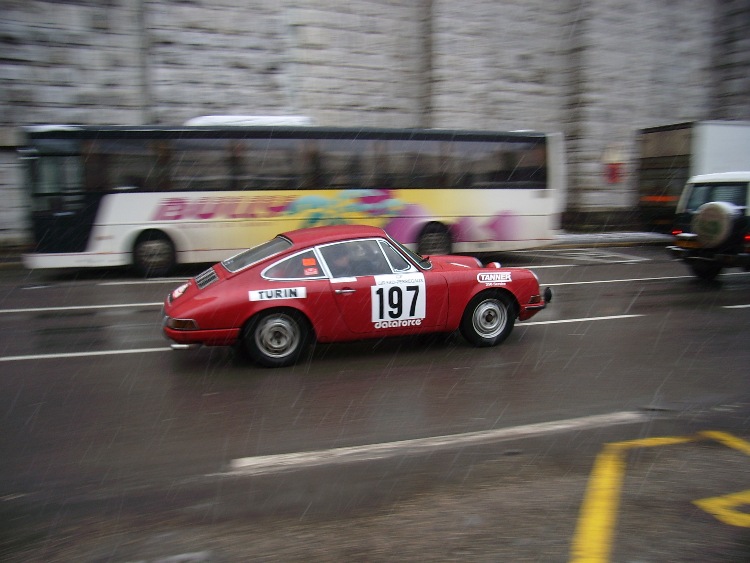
[319, 239, 447, 335]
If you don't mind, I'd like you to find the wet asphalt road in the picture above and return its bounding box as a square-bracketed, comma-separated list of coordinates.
[1, 246, 750, 561]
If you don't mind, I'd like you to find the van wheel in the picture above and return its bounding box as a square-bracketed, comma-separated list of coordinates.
[133, 230, 175, 277]
[418, 223, 452, 255]
[688, 261, 722, 281]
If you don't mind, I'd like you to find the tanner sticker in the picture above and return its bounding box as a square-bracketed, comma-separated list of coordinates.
[371, 274, 426, 327]
[478, 272, 512, 285]
[249, 287, 307, 301]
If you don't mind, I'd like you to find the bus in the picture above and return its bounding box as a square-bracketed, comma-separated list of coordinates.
[19, 121, 566, 276]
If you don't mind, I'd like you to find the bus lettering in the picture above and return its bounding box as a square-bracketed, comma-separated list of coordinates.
[151, 196, 294, 221]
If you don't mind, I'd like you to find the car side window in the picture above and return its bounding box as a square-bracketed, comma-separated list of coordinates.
[263, 250, 324, 279]
[379, 240, 415, 272]
[320, 240, 393, 278]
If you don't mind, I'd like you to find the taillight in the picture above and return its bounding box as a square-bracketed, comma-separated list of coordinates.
[672, 229, 683, 237]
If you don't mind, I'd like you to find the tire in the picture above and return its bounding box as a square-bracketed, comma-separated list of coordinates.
[242, 310, 311, 367]
[417, 223, 452, 256]
[460, 292, 516, 347]
[133, 231, 176, 277]
[688, 261, 722, 281]
[691, 202, 741, 249]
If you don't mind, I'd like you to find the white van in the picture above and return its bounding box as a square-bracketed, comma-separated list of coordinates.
[668, 171, 750, 280]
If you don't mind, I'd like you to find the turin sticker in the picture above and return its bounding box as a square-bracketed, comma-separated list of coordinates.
[249, 287, 307, 301]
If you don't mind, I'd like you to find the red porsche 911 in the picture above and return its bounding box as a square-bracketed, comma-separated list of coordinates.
[163, 225, 551, 367]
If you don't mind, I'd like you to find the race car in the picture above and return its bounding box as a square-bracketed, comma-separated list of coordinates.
[163, 224, 551, 367]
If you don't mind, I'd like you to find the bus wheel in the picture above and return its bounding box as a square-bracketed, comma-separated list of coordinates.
[418, 223, 452, 256]
[133, 231, 175, 277]
[241, 309, 312, 368]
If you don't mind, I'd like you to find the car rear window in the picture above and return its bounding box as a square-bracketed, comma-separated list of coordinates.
[686, 182, 747, 212]
[222, 236, 292, 273]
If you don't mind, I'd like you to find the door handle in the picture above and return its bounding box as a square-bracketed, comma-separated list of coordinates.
[335, 288, 356, 294]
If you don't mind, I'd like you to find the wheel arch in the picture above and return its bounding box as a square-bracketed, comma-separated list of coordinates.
[416, 220, 453, 255]
[469, 287, 520, 318]
[240, 304, 317, 342]
[126, 226, 188, 263]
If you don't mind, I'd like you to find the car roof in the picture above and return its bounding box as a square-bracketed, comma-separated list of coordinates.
[689, 171, 750, 183]
[281, 224, 389, 247]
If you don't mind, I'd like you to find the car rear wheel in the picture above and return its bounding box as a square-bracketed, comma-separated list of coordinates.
[242, 310, 311, 367]
[460, 292, 515, 347]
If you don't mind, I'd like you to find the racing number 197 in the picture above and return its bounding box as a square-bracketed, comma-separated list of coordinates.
[375, 285, 419, 320]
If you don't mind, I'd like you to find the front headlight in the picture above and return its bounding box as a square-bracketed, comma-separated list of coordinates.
[164, 317, 199, 330]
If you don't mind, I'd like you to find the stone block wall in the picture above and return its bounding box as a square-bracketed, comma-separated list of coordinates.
[1, 0, 748, 246]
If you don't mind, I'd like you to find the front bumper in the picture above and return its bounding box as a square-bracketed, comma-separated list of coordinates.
[519, 287, 552, 320]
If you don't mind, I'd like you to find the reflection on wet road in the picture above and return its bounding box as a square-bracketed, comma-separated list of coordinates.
[2, 246, 750, 561]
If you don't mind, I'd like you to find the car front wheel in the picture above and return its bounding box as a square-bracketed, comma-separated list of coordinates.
[241, 310, 311, 367]
[460, 292, 516, 347]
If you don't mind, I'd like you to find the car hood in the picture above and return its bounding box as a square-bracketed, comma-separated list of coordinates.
[428, 254, 483, 270]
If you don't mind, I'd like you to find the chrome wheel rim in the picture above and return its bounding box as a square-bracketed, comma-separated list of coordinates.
[255, 315, 299, 358]
[472, 299, 506, 338]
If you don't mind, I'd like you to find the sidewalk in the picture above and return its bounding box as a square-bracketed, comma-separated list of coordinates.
[0, 231, 673, 270]
[549, 230, 672, 248]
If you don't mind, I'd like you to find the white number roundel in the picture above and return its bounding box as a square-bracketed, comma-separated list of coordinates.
[370, 274, 426, 324]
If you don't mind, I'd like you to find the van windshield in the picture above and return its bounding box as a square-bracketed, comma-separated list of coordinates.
[686, 182, 747, 212]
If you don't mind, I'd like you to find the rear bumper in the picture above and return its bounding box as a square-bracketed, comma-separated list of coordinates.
[668, 245, 750, 267]
[163, 325, 240, 347]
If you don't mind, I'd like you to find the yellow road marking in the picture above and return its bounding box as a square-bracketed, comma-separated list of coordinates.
[570, 432, 750, 562]
[569, 445, 624, 562]
[699, 430, 750, 456]
[694, 490, 750, 527]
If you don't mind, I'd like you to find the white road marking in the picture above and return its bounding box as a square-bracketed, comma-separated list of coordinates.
[0, 347, 172, 362]
[523, 314, 644, 326]
[0, 303, 163, 314]
[547, 275, 693, 286]
[546, 271, 750, 286]
[226, 411, 650, 476]
[723, 304, 750, 309]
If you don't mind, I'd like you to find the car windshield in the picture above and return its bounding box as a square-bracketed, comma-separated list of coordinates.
[390, 237, 432, 270]
[221, 236, 292, 273]
[686, 182, 747, 212]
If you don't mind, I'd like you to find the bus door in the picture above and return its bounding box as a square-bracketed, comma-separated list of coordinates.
[25, 151, 102, 253]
